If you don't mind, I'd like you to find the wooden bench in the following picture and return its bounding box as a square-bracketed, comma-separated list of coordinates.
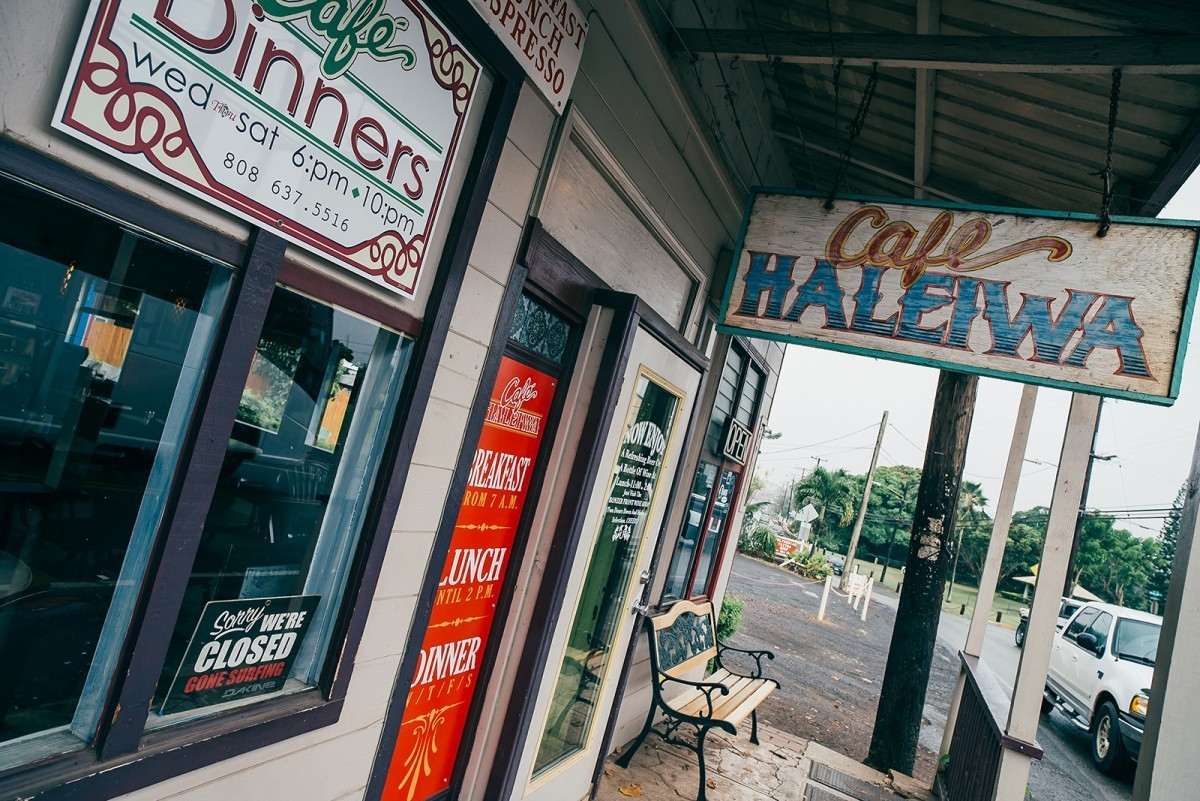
[615, 599, 780, 801]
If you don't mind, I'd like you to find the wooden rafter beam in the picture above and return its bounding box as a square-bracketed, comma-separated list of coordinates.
[912, 0, 941, 200]
[773, 126, 968, 203]
[671, 30, 1200, 73]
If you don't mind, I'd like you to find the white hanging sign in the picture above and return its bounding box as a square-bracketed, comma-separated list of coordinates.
[467, 0, 587, 111]
[55, 0, 482, 298]
[720, 192, 1200, 405]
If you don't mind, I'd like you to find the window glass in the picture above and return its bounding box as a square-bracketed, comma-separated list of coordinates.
[534, 373, 681, 775]
[661, 463, 718, 602]
[148, 285, 411, 723]
[1084, 612, 1113, 654]
[0, 182, 228, 747]
[735, 366, 763, 428]
[1065, 606, 1101, 640]
[691, 469, 740, 597]
[508, 294, 571, 365]
[1113, 619, 1159, 665]
[706, 350, 742, 455]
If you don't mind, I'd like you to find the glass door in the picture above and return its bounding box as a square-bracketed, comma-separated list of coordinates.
[516, 323, 700, 801]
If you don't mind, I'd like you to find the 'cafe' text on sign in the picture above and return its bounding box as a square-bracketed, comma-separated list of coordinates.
[55, 0, 482, 298]
[720, 192, 1200, 405]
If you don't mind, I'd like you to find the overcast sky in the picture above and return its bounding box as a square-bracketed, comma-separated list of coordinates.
[757, 174, 1200, 538]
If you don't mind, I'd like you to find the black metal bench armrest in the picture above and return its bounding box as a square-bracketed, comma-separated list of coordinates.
[657, 673, 730, 720]
[716, 644, 777, 681]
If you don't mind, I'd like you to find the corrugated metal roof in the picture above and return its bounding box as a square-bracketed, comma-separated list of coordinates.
[660, 0, 1200, 215]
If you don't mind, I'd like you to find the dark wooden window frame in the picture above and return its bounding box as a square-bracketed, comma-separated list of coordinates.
[668, 460, 746, 603]
[0, 1, 523, 795]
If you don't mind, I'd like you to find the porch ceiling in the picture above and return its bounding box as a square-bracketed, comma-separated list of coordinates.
[662, 0, 1200, 215]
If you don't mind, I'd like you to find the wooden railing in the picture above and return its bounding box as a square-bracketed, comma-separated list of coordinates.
[940, 654, 1043, 801]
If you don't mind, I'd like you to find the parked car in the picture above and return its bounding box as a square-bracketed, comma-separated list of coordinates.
[1042, 602, 1160, 776]
[825, 554, 845, 576]
[1014, 596, 1082, 647]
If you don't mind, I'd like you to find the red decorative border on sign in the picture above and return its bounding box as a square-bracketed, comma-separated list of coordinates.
[58, 0, 478, 296]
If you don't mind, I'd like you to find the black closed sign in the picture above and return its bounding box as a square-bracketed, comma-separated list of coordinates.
[162, 594, 320, 715]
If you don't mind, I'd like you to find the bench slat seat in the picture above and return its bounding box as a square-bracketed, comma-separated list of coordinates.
[615, 599, 780, 801]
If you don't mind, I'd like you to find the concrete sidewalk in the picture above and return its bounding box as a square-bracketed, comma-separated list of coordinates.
[596, 724, 935, 801]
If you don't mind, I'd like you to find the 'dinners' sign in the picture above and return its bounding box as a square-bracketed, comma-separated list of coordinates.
[55, 0, 480, 298]
[720, 192, 1200, 405]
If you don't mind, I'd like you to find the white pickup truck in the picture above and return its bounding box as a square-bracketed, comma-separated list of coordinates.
[1042, 602, 1160, 776]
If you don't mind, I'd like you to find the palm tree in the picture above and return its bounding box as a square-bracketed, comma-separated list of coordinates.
[793, 466, 855, 551]
[947, 481, 989, 600]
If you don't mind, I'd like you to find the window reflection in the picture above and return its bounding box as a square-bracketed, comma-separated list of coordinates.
[151, 285, 410, 719]
[0, 183, 226, 744]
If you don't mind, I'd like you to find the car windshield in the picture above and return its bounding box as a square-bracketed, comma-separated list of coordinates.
[1113, 618, 1160, 666]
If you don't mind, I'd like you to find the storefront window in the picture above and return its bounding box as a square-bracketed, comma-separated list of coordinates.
[691, 469, 739, 597]
[660, 342, 763, 602]
[534, 373, 680, 775]
[148, 285, 412, 723]
[660, 462, 718, 601]
[0, 182, 229, 746]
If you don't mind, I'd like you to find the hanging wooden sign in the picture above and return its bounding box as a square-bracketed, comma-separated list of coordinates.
[719, 192, 1200, 405]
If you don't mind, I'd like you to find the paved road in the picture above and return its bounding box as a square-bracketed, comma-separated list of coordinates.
[728, 557, 1132, 801]
[935, 614, 1132, 801]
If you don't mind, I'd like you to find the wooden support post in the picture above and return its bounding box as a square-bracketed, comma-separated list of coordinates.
[993, 393, 1100, 801]
[861, 578, 874, 621]
[1133, 415, 1200, 800]
[867, 371, 977, 775]
[938, 386, 1037, 763]
[969, 385, 1037, 655]
[818, 575, 832, 621]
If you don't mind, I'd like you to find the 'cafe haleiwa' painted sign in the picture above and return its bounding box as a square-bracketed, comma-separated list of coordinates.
[382, 356, 557, 801]
[55, 0, 481, 298]
[720, 192, 1200, 405]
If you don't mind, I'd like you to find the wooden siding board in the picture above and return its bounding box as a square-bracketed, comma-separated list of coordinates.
[572, 66, 729, 267]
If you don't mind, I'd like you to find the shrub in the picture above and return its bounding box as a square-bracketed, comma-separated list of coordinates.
[738, 524, 777, 560]
[788, 549, 833, 581]
[717, 595, 745, 641]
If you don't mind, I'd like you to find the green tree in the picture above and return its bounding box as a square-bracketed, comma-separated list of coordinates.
[793, 466, 855, 551]
[949, 481, 990, 585]
[999, 521, 1045, 589]
[1073, 514, 1156, 609]
[1150, 484, 1185, 604]
[861, 466, 921, 579]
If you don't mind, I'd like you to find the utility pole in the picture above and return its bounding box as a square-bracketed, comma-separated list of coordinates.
[868, 371, 977, 776]
[842, 411, 888, 591]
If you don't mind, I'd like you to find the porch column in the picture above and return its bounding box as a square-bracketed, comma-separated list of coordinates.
[1132, 423, 1200, 800]
[938, 385, 1037, 759]
[992, 392, 1099, 801]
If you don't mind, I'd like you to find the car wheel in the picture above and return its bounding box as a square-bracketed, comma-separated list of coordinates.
[1041, 691, 1053, 715]
[1092, 700, 1133, 776]
[1015, 620, 1027, 648]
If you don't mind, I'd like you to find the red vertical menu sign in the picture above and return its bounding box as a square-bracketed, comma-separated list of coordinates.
[383, 356, 558, 801]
